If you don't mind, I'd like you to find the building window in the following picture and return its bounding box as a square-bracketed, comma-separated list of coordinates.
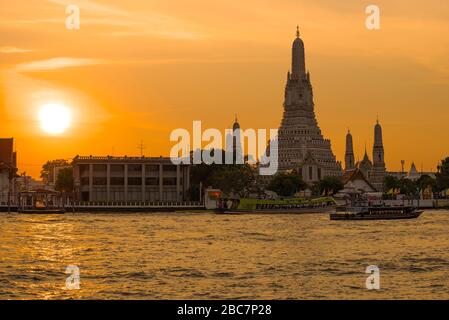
[146, 165, 159, 172]
[318, 168, 322, 180]
[80, 177, 89, 186]
[93, 164, 107, 172]
[163, 165, 177, 172]
[145, 177, 159, 185]
[163, 177, 177, 185]
[111, 165, 124, 173]
[110, 177, 124, 185]
[128, 164, 142, 173]
[81, 192, 89, 201]
[309, 166, 313, 181]
[93, 177, 107, 185]
[128, 177, 142, 185]
[79, 164, 89, 176]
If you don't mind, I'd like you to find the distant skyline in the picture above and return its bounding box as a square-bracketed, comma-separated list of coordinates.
[1, 0, 448, 178]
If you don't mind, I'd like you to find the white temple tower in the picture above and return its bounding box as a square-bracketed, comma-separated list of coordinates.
[277, 27, 342, 180]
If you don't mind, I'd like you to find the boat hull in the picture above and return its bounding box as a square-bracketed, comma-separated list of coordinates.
[18, 209, 66, 214]
[330, 210, 423, 221]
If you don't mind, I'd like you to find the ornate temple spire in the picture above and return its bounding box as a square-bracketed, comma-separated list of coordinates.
[371, 119, 386, 191]
[231, 116, 242, 164]
[374, 119, 383, 148]
[233, 114, 240, 130]
[345, 129, 355, 171]
[291, 25, 306, 79]
[278, 29, 341, 177]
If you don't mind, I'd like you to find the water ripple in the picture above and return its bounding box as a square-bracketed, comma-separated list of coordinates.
[0, 210, 448, 299]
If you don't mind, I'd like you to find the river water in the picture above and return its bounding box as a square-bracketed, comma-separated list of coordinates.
[0, 210, 448, 299]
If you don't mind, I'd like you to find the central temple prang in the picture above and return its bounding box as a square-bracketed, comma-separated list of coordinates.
[277, 27, 342, 182]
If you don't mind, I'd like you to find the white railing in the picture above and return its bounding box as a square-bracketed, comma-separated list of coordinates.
[71, 201, 203, 208]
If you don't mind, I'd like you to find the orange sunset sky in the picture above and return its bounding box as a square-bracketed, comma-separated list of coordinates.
[1, 0, 448, 178]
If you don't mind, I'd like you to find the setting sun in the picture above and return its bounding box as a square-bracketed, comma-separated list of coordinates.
[38, 103, 72, 135]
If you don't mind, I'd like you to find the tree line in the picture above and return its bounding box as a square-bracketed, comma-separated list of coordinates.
[383, 157, 449, 198]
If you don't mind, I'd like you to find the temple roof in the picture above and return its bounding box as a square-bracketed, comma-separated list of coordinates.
[341, 168, 376, 191]
[359, 147, 372, 168]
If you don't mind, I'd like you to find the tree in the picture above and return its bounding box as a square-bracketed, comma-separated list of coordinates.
[55, 167, 74, 193]
[211, 164, 257, 197]
[267, 172, 306, 197]
[316, 176, 344, 196]
[384, 175, 400, 192]
[416, 174, 436, 192]
[398, 178, 419, 197]
[189, 150, 260, 199]
[437, 157, 449, 176]
[40, 159, 69, 183]
[188, 149, 227, 200]
[187, 184, 201, 201]
[436, 157, 449, 193]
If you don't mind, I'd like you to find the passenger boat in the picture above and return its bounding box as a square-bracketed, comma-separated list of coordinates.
[330, 193, 423, 220]
[18, 190, 66, 214]
[215, 197, 336, 214]
[330, 206, 423, 220]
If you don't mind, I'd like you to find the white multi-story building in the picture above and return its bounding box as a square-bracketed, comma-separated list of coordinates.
[72, 155, 191, 203]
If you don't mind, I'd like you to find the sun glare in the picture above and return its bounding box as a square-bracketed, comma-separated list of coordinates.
[39, 103, 72, 135]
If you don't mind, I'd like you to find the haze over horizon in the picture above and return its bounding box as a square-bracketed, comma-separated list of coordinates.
[1, 0, 448, 178]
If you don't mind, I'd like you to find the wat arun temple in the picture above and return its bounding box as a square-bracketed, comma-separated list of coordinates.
[276, 28, 343, 182]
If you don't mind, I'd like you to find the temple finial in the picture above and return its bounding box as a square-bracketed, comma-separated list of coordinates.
[235, 114, 238, 122]
[296, 25, 300, 38]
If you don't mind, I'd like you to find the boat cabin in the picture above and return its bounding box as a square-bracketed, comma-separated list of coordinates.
[19, 189, 64, 210]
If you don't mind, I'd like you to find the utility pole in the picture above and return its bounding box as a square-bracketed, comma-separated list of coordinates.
[137, 141, 146, 157]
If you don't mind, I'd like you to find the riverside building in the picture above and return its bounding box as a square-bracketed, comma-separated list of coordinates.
[72, 155, 190, 202]
[0, 138, 17, 206]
